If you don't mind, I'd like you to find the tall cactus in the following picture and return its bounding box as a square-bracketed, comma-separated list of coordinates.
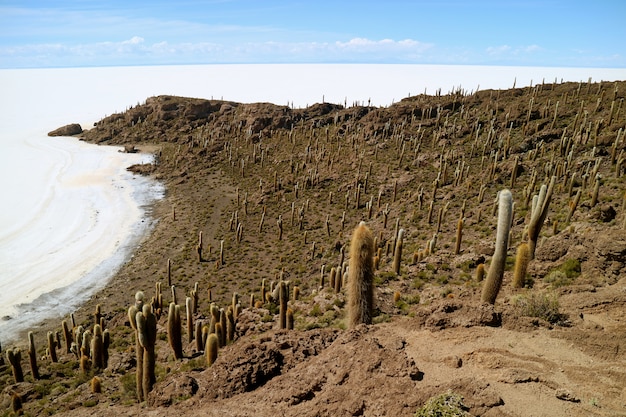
[62, 319, 72, 354]
[168, 303, 183, 359]
[91, 324, 104, 370]
[6, 348, 24, 383]
[28, 332, 39, 380]
[128, 298, 144, 402]
[528, 177, 555, 259]
[392, 228, 404, 275]
[279, 281, 288, 329]
[481, 189, 513, 304]
[47, 331, 58, 363]
[136, 304, 157, 401]
[186, 297, 194, 344]
[347, 222, 375, 327]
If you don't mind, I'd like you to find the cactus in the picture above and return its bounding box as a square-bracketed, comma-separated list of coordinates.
[195, 320, 204, 352]
[454, 218, 464, 255]
[209, 303, 219, 334]
[279, 280, 288, 329]
[91, 324, 104, 370]
[73, 325, 84, 358]
[79, 347, 90, 375]
[527, 177, 555, 259]
[91, 376, 102, 394]
[219, 308, 227, 346]
[171, 285, 177, 306]
[392, 228, 404, 275]
[11, 392, 23, 415]
[128, 303, 144, 401]
[329, 267, 337, 289]
[260, 279, 267, 306]
[481, 189, 513, 304]
[186, 297, 194, 344]
[47, 331, 57, 363]
[168, 302, 183, 359]
[62, 319, 72, 354]
[565, 189, 581, 224]
[512, 242, 531, 288]
[231, 292, 239, 319]
[476, 263, 485, 282]
[28, 332, 39, 380]
[226, 308, 235, 342]
[95, 304, 102, 327]
[81, 330, 92, 359]
[136, 304, 157, 400]
[205, 333, 219, 366]
[590, 174, 601, 207]
[167, 258, 172, 287]
[287, 308, 294, 330]
[334, 268, 342, 293]
[6, 348, 24, 383]
[347, 222, 375, 327]
[214, 322, 223, 348]
[102, 329, 110, 369]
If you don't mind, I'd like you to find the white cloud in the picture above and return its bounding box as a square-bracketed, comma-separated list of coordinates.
[486, 44, 543, 56]
[0, 36, 435, 66]
[486, 45, 512, 55]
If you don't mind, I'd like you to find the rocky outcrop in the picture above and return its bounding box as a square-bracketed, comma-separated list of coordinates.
[48, 123, 83, 136]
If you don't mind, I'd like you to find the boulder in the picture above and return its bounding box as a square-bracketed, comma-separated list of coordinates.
[48, 123, 83, 136]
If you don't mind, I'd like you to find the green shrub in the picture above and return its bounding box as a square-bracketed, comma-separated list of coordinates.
[310, 303, 323, 317]
[545, 258, 581, 288]
[512, 291, 567, 325]
[415, 391, 470, 417]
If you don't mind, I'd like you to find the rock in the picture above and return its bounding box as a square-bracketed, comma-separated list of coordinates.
[148, 375, 199, 407]
[48, 123, 82, 136]
[444, 355, 463, 368]
[590, 204, 617, 223]
[555, 388, 580, 402]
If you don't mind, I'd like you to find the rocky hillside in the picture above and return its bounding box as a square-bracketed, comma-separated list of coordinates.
[2, 79, 626, 416]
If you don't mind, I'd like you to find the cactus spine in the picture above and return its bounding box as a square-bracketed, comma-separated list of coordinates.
[481, 189, 513, 304]
[347, 222, 375, 327]
[512, 242, 531, 288]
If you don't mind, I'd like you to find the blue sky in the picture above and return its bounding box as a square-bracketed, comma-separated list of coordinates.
[1, 0, 625, 68]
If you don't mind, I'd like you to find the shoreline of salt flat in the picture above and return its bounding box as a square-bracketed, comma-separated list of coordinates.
[0, 134, 163, 344]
